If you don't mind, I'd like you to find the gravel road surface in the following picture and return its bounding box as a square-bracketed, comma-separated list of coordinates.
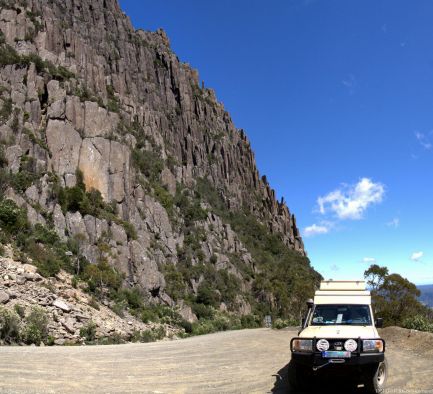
[0, 327, 432, 393]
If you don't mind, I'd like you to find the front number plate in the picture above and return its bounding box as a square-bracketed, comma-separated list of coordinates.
[322, 351, 351, 358]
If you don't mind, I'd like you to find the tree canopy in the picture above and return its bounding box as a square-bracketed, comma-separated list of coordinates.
[364, 264, 429, 327]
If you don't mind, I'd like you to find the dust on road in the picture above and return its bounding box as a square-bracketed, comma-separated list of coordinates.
[0, 327, 432, 393]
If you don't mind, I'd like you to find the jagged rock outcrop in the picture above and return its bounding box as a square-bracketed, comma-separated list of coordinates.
[0, 0, 318, 319]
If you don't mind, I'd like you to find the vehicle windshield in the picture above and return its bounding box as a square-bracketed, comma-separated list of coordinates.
[310, 304, 372, 326]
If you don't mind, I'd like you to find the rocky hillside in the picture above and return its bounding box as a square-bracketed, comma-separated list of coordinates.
[0, 252, 177, 345]
[0, 0, 321, 336]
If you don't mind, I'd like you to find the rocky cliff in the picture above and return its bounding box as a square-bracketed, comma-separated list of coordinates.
[0, 0, 320, 331]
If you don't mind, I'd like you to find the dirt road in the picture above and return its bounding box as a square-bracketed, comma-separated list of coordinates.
[0, 327, 432, 393]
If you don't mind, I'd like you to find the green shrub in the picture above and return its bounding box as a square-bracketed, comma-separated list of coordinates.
[118, 220, 137, 240]
[402, 315, 433, 333]
[11, 221, 74, 277]
[130, 327, 165, 343]
[88, 297, 100, 310]
[162, 263, 186, 302]
[9, 170, 39, 193]
[0, 198, 29, 234]
[106, 99, 120, 113]
[24, 242, 61, 277]
[272, 318, 290, 329]
[241, 314, 262, 329]
[191, 303, 214, 320]
[132, 148, 164, 182]
[184, 201, 207, 225]
[0, 45, 73, 80]
[59, 185, 85, 213]
[80, 321, 97, 342]
[0, 307, 21, 343]
[0, 45, 20, 67]
[140, 307, 159, 323]
[110, 301, 125, 317]
[0, 146, 7, 168]
[82, 260, 123, 293]
[196, 282, 219, 307]
[0, 98, 12, 124]
[213, 269, 240, 307]
[180, 319, 193, 334]
[153, 183, 174, 215]
[23, 307, 48, 345]
[97, 332, 125, 345]
[31, 223, 59, 246]
[212, 314, 232, 331]
[116, 288, 143, 310]
[22, 53, 45, 73]
[13, 304, 25, 319]
[191, 319, 216, 336]
[46, 62, 75, 81]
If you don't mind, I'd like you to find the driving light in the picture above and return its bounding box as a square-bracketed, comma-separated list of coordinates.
[316, 339, 330, 351]
[363, 339, 384, 352]
[292, 339, 313, 352]
[344, 339, 358, 352]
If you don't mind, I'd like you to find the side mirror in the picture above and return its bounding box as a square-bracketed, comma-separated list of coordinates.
[301, 318, 305, 327]
[375, 318, 383, 328]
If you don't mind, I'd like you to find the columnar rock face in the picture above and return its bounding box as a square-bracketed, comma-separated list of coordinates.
[0, 0, 316, 315]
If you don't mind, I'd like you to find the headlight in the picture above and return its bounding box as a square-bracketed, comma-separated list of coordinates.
[316, 339, 329, 351]
[344, 339, 358, 352]
[292, 339, 313, 352]
[362, 339, 384, 352]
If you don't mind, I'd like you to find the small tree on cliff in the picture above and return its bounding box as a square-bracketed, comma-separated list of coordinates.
[364, 264, 424, 326]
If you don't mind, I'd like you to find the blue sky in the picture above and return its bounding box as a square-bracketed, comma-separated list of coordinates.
[119, 0, 433, 285]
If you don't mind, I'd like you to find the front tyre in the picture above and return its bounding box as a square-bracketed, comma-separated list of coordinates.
[364, 359, 388, 394]
[288, 360, 314, 392]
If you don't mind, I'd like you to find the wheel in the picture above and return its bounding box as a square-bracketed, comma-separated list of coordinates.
[288, 360, 314, 392]
[364, 359, 388, 394]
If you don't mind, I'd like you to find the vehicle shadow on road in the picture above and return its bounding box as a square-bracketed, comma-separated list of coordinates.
[270, 362, 291, 393]
[271, 363, 366, 394]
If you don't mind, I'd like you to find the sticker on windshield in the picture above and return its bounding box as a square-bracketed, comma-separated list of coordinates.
[336, 314, 343, 324]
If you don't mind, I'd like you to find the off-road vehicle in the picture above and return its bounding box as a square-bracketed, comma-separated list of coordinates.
[289, 280, 387, 393]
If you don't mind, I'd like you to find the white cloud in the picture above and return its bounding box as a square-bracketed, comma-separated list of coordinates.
[341, 74, 357, 95]
[317, 178, 385, 220]
[386, 218, 399, 228]
[410, 251, 423, 262]
[303, 223, 330, 237]
[362, 257, 376, 264]
[415, 131, 432, 150]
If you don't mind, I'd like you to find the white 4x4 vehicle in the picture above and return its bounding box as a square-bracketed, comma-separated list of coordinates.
[289, 280, 387, 393]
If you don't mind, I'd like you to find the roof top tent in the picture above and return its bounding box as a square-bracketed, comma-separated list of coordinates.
[314, 280, 371, 305]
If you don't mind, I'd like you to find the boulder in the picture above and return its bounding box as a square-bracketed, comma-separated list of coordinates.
[15, 276, 26, 285]
[53, 299, 71, 313]
[177, 302, 197, 323]
[61, 318, 76, 334]
[0, 291, 10, 304]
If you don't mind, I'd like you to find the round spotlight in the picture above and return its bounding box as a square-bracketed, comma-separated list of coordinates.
[344, 339, 358, 352]
[316, 338, 330, 351]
